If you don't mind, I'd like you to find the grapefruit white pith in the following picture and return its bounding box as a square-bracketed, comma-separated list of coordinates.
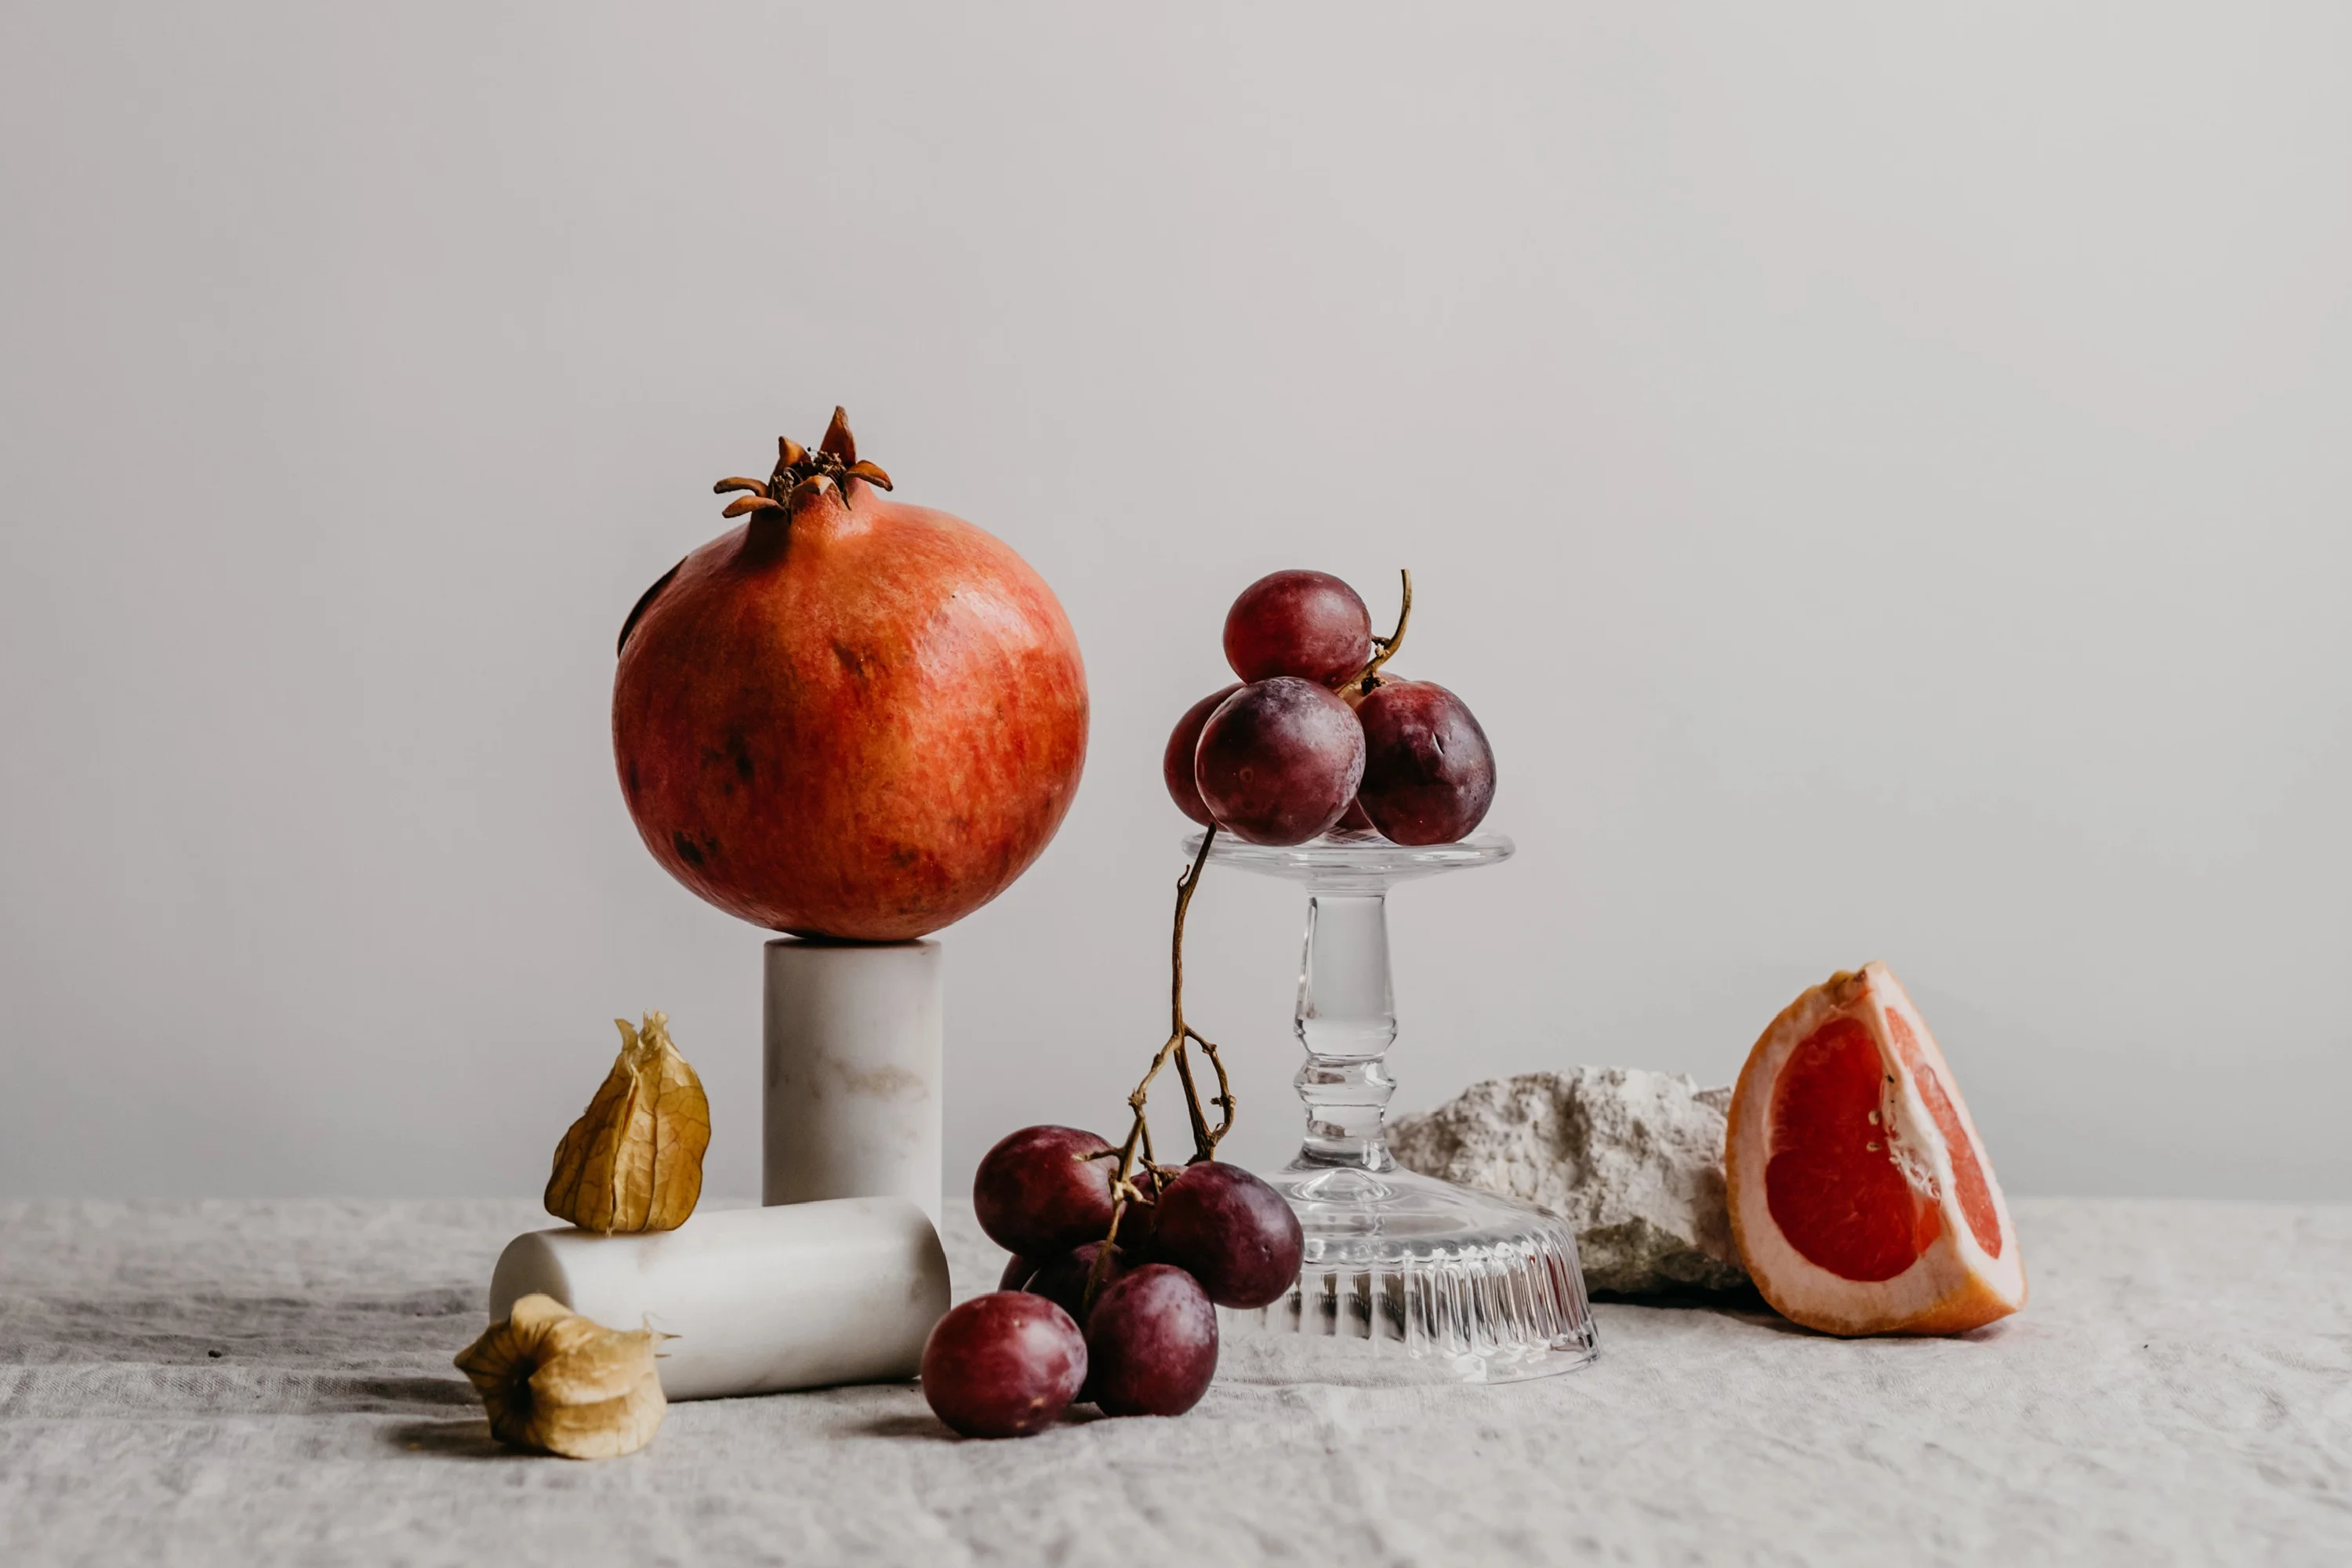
[1726, 963, 2024, 1336]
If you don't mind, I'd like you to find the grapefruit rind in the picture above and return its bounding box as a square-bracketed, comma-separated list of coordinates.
[1725, 964, 2025, 1337]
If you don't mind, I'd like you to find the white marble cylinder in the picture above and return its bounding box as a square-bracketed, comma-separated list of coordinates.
[487, 1197, 949, 1401]
[763, 938, 943, 1226]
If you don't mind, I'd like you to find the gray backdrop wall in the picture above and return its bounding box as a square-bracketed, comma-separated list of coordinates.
[5, 3, 2347, 1202]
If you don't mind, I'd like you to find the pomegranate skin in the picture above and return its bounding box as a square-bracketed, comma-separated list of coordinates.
[614, 479, 1088, 941]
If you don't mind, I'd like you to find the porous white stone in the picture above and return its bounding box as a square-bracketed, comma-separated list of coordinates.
[1389, 1068, 1750, 1294]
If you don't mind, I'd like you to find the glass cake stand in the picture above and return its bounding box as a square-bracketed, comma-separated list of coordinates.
[1188, 829, 1599, 1383]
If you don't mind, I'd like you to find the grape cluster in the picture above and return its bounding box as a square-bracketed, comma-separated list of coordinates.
[920, 1128, 1302, 1436]
[1166, 570, 1496, 846]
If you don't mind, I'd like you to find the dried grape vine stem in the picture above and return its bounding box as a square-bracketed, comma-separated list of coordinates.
[1086, 826, 1232, 1298]
[1078, 569, 1412, 1303]
[1347, 568, 1413, 695]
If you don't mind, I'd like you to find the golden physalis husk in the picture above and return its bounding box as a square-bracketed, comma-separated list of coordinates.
[544, 1011, 710, 1233]
[452, 1293, 666, 1458]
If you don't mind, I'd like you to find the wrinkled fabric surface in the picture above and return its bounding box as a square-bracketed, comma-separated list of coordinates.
[1, 1197, 2346, 1566]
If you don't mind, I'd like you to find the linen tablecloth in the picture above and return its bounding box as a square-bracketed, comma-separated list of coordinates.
[2, 1196, 2346, 1565]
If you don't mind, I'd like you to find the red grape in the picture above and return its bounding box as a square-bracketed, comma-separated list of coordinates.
[1163, 684, 1241, 826]
[1355, 680, 1496, 845]
[1223, 571, 1371, 687]
[1026, 1242, 1140, 1403]
[1025, 1241, 1134, 1327]
[1084, 1264, 1219, 1417]
[1331, 797, 1376, 837]
[1148, 1162, 1305, 1309]
[1194, 678, 1366, 845]
[973, 1125, 1118, 1258]
[997, 1254, 1038, 1291]
[920, 1291, 1087, 1439]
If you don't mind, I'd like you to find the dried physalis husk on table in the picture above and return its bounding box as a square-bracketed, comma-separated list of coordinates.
[546, 1011, 710, 1233]
[453, 1293, 665, 1458]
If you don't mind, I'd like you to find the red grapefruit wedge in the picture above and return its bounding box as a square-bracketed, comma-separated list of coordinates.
[1726, 963, 2024, 1336]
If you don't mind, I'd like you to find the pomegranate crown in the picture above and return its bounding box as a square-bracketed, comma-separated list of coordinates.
[712, 407, 893, 517]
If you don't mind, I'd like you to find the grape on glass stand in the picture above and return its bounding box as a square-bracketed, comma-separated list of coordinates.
[1163, 684, 1240, 829]
[1193, 677, 1365, 846]
[1221, 569, 1371, 687]
[1353, 679, 1496, 846]
[1177, 567, 1500, 853]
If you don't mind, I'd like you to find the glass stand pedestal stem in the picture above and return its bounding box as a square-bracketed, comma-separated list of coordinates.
[1191, 830, 1599, 1384]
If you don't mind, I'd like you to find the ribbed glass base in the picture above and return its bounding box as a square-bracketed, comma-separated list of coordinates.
[1221, 1165, 1599, 1384]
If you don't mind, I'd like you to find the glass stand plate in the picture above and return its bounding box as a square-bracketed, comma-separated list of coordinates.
[1225, 1164, 1597, 1383]
[1189, 829, 1599, 1384]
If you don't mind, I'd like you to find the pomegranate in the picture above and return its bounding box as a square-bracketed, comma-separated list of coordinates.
[613, 410, 1088, 941]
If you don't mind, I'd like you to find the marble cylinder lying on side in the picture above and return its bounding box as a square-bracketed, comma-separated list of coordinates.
[764, 937, 943, 1226]
[488, 1198, 949, 1401]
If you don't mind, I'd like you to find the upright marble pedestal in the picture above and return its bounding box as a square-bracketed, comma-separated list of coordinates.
[762, 938, 944, 1227]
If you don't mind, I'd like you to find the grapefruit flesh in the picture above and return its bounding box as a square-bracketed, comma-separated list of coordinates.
[1765, 1018, 1942, 1282]
[1726, 963, 2024, 1336]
